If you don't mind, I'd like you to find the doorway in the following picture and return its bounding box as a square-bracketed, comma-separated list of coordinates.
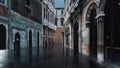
[29, 30, 32, 61]
[37, 32, 39, 56]
[29, 30, 32, 49]
[73, 22, 79, 63]
[14, 32, 20, 56]
[74, 22, 79, 56]
[89, 8, 97, 59]
[0, 25, 6, 50]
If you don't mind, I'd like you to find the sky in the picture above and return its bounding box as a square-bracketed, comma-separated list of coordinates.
[55, 0, 64, 8]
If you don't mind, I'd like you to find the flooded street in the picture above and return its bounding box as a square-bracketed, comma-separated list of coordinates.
[0, 44, 107, 68]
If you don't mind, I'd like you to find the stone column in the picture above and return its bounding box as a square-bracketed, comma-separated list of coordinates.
[84, 21, 90, 55]
[97, 16, 104, 62]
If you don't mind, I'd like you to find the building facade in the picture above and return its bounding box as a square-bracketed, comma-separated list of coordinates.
[42, 0, 57, 49]
[54, 8, 64, 45]
[55, 8, 64, 28]
[64, 0, 120, 66]
[0, 0, 43, 55]
[10, 0, 43, 50]
[0, 0, 9, 50]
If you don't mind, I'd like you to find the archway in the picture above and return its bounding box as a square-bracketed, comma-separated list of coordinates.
[86, 5, 97, 58]
[0, 25, 6, 50]
[89, 8, 97, 58]
[74, 22, 79, 56]
[29, 30, 32, 62]
[14, 32, 20, 56]
[37, 32, 39, 55]
[29, 30, 32, 49]
[37, 32, 39, 48]
[73, 21, 79, 64]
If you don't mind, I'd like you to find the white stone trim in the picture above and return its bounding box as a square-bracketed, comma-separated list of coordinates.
[95, 11, 105, 19]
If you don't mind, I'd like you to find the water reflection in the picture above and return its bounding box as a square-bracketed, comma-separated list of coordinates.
[29, 48, 32, 62]
[0, 46, 108, 68]
[73, 54, 79, 64]
[0, 50, 8, 68]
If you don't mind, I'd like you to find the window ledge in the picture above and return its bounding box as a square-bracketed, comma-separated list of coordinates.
[0, 2, 8, 8]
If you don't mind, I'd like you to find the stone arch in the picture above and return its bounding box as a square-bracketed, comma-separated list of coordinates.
[0, 24, 6, 50]
[86, 3, 98, 59]
[100, 0, 107, 11]
[86, 3, 98, 21]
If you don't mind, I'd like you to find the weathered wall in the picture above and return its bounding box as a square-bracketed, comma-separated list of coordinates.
[9, 11, 43, 49]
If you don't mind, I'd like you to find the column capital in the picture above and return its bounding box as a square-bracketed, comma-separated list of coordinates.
[95, 11, 105, 19]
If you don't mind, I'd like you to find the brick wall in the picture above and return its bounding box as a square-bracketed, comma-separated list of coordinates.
[11, 0, 42, 24]
[0, 5, 8, 17]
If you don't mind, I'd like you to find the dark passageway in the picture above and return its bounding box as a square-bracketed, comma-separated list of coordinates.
[73, 22, 79, 64]
[89, 8, 97, 59]
[0, 25, 6, 50]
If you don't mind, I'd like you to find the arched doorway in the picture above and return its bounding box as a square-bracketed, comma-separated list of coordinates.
[0, 25, 6, 50]
[37, 32, 39, 55]
[14, 32, 20, 56]
[89, 8, 97, 58]
[73, 22, 79, 64]
[74, 22, 79, 56]
[29, 30, 32, 61]
[37, 32, 39, 48]
[29, 30, 32, 49]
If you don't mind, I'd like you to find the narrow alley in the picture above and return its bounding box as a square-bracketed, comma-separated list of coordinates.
[0, 0, 120, 68]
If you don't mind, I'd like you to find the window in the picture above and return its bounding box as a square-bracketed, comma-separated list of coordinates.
[61, 18, 64, 26]
[48, 11, 49, 21]
[61, 10, 63, 15]
[25, 0, 30, 7]
[55, 18, 58, 26]
[0, 0, 7, 5]
[44, 7, 46, 18]
[56, 11, 57, 15]
[48, 9, 51, 22]
[43, 27, 45, 35]
[51, 12, 54, 23]
[46, 7, 48, 19]
[0, 0, 5, 4]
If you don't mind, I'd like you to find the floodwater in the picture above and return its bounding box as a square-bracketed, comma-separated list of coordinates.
[0, 44, 107, 68]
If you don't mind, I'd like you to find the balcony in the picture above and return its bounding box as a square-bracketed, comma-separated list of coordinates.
[43, 18, 57, 30]
[43, 0, 56, 14]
